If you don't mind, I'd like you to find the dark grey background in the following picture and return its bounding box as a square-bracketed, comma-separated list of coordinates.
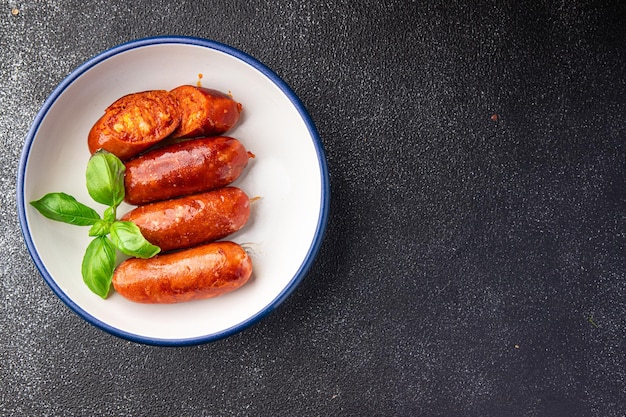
[1, 1, 625, 416]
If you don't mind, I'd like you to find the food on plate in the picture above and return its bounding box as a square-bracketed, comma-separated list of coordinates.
[30, 151, 160, 299]
[169, 85, 242, 138]
[121, 187, 250, 252]
[33, 84, 255, 302]
[112, 241, 253, 304]
[124, 136, 251, 205]
[88, 90, 181, 161]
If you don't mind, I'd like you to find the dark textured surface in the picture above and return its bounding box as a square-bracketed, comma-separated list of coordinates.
[1, 1, 625, 416]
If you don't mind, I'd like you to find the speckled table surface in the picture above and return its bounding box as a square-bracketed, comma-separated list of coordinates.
[1, 1, 625, 416]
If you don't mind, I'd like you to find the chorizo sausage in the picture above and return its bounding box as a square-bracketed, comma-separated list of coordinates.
[112, 241, 252, 304]
[120, 187, 250, 252]
[170, 85, 242, 138]
[124, 136, 251, 205]
[88, 90, 181, 161]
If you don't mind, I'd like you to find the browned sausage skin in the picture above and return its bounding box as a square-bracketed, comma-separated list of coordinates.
[124, 136, 250, 205]
[88, 90, 181, 161]
[112, 241, 252, 304]
[120, 187, 250, 252]
[170, 85, 242, 138]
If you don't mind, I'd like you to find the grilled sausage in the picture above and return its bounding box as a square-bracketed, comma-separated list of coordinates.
[124, 136, 251, 205]
[112, 241, 253, 304]
[170, 85, 242, 138]
[120, 187, 250, 252]
[88, 90, 181, 161]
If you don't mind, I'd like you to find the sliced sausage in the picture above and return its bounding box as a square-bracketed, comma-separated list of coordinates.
[124, 136, 251, 205]
[112, 241, 253, 304]
[88, 90, 181, 161]
[170, 85, 242, 138]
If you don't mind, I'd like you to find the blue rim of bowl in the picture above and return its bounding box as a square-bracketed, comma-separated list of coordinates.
[16, 35, 330, 347]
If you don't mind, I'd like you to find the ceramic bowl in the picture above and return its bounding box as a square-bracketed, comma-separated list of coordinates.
[17, 36, 329, 346]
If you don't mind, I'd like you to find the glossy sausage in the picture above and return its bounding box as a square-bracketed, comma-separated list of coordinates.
[112, 241, 252, 304]
[120, 187, 250, 252]
[124, 136, 251, 205]
[88, 90, 181, 161]
[170, 85, 242, 138]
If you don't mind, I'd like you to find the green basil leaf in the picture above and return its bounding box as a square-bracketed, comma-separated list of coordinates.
[88, 220, 111, 237]
[109, 221, 160, 258]
[103, 206, 117, 223]
[30, 192, 101, 226]
[86, 150, 125, 207]
[82, 236, 116, 299]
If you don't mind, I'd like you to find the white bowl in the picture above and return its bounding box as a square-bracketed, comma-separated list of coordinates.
[17, 36, 330, 346]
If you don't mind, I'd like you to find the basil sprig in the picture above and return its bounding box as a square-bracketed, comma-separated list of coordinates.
[30, 150, 160, 299]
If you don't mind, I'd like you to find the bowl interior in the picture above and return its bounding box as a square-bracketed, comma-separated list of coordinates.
[19, 38, 328, 345]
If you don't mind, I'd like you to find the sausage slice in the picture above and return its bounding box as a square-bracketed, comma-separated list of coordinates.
[169, 85, 242, 138]
[88, 90, 181, 161]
